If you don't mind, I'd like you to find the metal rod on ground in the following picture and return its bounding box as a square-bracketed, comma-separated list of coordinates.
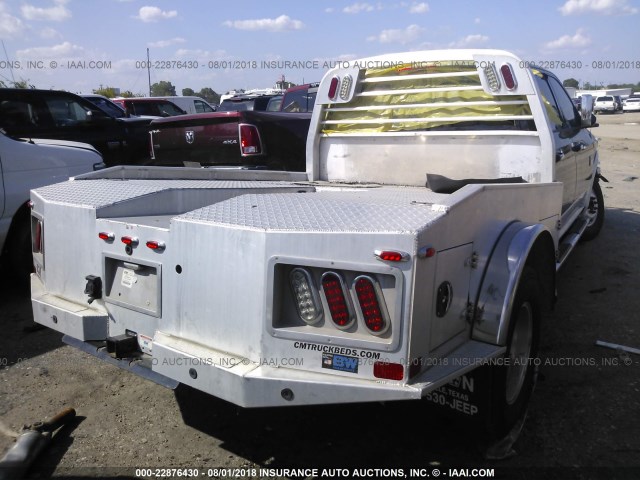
[0, 407, 76, 480]
[595, 340, 640, 355]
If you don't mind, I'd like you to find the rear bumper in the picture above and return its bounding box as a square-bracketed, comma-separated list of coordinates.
[31, 274, 108, 340]
[31, 275, 505, 408]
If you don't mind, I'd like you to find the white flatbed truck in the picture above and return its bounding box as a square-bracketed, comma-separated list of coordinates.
[30, 49, 604, 438]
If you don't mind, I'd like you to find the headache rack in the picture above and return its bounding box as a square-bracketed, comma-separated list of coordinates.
[321, 61, 536, 135]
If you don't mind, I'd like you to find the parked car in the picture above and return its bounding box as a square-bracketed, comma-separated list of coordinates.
[623, 96, 640, 112]
[594, 95, 617, 113]
[82, 94, 129, 118]
[613, 95, 624, 113]
[111, 97, 187, 117]
[280, 82, 319, 112]
[217, 94, 281, 112]
[152, 96, 216, 114]
[0, 131, 103, 277]
[0, 88, 153, 166]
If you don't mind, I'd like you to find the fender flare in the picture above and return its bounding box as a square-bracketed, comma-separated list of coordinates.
[472, 222, 555, 346]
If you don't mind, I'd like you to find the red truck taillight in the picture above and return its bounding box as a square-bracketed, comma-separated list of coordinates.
[354, 276, 389, 335]
[32, 218, 43, 254]
[239, 124, 263, 156]
[321, 272, 354, 329]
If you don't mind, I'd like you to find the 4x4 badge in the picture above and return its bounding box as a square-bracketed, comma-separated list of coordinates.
[185, 131, 195, 144]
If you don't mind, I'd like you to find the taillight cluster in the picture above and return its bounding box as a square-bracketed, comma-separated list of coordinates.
[238, 124, 263, 156]
[483, 62, 517, 92]
[289, 267, 390, 335]
[328, 75, 353, 101]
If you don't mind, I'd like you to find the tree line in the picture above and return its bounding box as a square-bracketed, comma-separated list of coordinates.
[93, 81, 221, 104]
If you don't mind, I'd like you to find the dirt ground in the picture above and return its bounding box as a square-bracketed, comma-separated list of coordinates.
[0, 112, 639, 480]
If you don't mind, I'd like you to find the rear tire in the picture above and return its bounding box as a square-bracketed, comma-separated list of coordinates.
[488, 267, 541, 438]
[582, 180, 604, 242]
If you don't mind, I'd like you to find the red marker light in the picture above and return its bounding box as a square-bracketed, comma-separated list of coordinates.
[146, 240, 165, 251]
[374, 250, 409, 262]
[98, 232, 115, 241]
[120, 236, 138, 246]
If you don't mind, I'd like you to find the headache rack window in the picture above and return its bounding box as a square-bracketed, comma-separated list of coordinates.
[321, 61, 535, 134]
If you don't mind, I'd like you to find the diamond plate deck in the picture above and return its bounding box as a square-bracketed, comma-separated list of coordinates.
[34, 179, 306, 208]
[178, 187, 449, 233]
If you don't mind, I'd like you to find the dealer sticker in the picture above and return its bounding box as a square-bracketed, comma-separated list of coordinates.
[121, 268, 137, 288]
[322, 353, 359, 374]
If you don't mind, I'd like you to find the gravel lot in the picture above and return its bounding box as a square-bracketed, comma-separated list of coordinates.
[1, 112, 639, 480]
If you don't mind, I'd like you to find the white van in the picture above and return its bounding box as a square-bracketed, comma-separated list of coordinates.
[155, 96, 216, 114]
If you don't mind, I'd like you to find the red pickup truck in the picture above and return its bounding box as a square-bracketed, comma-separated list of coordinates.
[148, 86, 317, 170]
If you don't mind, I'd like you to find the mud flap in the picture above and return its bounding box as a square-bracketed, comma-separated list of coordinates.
[423, 365, 493, 424]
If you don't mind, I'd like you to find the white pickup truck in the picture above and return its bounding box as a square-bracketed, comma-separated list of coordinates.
[0, 132, 103, 277]
[30, 49, 603, 439]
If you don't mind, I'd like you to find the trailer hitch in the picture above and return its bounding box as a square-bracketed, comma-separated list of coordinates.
[0, 407, 77, 480]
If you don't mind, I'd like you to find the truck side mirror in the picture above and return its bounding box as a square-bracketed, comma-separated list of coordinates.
[580, 95, 597, 127]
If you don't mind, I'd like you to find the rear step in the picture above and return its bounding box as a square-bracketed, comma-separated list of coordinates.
[556, 216, 588, 270]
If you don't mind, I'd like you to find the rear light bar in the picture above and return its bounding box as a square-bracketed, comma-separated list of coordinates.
[321, 272, 354, 329]
[239, 123, 263, 156]
[353, 275, 389, 335]
[289, 268, 323, 325]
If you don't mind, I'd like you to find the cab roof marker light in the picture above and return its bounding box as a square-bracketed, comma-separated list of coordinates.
[120, 236, 138, 246]
[374, 250, 409, 262]
[146, 240, 165, 251]
[99, 232, 115, 241]
[353, 275, 390, 335]
[339, 75, 352, 100]
[483, 62, 501, 92]
[321, 271, 354, 329]
[328, 76, 340, 100]
[500, 63, 517, 90]
[290, 268, 323, 325]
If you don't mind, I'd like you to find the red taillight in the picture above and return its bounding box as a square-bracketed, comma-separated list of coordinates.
[328, 76, 340, 100]
[354, 276, 388, 334]
[500, 63, 517, 90]
[374, 362, 404, 380]
[33, 220, 43, 254]
[239, 124, 262, 156]
[98, 232, 115, 241]
[374, 250, 409, 262]
[321, 272, 353, 328]
[121, 236, 138, 246]
[146, 240, 165, 251]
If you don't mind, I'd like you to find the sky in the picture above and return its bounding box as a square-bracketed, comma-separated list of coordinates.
[0, 0, 639, 96]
